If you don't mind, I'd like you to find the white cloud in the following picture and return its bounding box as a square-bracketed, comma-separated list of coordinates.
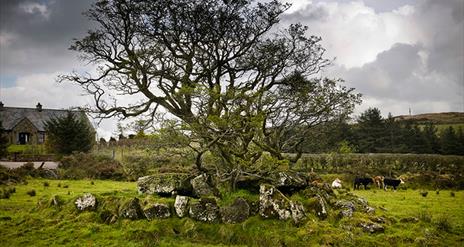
[285, 0, 313, 14]
[19, 2, 51, 19]
[282, 1, 421, 68]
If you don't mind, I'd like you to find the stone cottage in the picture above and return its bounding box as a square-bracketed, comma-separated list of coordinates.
[0, 102, 94, 145]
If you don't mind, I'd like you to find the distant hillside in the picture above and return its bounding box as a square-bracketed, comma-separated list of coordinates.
[394, 112, 464, 125]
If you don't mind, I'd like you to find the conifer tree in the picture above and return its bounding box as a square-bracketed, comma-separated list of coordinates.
[44, 112, 95, 155]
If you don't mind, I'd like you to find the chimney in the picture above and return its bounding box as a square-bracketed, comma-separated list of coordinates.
[36, 102, 43, 112]
[0, 101, 3, 111]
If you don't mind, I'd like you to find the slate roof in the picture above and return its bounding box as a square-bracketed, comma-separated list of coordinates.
[0, 106, 91, 132]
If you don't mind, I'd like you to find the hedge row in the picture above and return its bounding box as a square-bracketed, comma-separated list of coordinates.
[292, 153, 464, 175]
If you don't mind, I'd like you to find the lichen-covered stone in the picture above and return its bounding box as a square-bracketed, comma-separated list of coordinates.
[314, 194, 328, 219]
[174, 195, 190, 218]
[189, 198, 220, 223]
[365, 206, 375, 214]
[359, 222, 385, 233]
[400, 217, 419, 223]
[259, 184, 292, 220]
[190, 174, 219, 198]
[119, 197, 145, 220]
[220, 198, 250, 224]
[137, 174, 193, 196]
[303, 185, 334, 204]
[144, 203, 171, 220]
[289, 201, 306, 225]
[334, 200, 356, 218]
[270, 172, 308, 194]
[75, 193, 97, 211]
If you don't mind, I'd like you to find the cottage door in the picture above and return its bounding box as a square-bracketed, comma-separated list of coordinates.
[18, 132, 30, 144]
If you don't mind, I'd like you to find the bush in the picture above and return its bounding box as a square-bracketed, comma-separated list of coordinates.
[58, 152, 125, 180]
[27, 189, 36, 197]
[435, 215, 452, 232]
[121, 155, 156, 181]
[0, 189, 11, 199]
[418, 211, 432, 223]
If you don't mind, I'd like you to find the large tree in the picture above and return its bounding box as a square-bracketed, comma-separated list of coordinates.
[62, 0, 360, 187]
[45, 112, 95, 155]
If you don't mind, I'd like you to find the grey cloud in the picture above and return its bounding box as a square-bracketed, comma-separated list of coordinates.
[0, 0, 96, 76]
[417, 0, 464, 88]
[331, 42, 462, 114]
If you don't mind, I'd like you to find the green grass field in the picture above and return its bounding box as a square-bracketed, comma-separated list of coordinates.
[1, 179, 463, 246]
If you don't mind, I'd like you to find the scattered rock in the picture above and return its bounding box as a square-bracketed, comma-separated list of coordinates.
[303, 185, 333, 204]
[144, 203, 171, 220]
[270, 172, 308, 194]
[190, 174, 219, 198]
[259, 184, 306, 224]
[174, 195, 190, 218]
[75, 193, 97, 211]
[339, 208, 353, 218]
[100, 209, 118, 224]
[357, 198, 368, 207]
[50, 195, 62, 207]
[259, 184, 292, 220]
[119, 198, 145, 220]
[220, 198, 250, 224]
[137, 174, 193, 196]
[377, 217, 387, 224]
[314, 194, 328, 220]
[335, 200, 356, 211]
[335, 200, 356, 218]
[359, 222, 385, 233]
[365, 206, 375, 214]
[400, 217, 419, 223]
[290, 201, 306, 225]
[189, 198, 220, 223]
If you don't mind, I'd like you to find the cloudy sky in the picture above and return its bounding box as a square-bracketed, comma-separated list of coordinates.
[1, 0, 463, 138]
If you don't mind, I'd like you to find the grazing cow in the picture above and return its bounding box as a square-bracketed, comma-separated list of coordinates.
[383, 178, 404, 191]
[373, 176, 385, 189]
[354, 177, 374, 190]
[331, 178, 342, 189]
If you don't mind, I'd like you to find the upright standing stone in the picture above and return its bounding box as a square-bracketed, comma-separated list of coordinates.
[174, 195, 190, 218]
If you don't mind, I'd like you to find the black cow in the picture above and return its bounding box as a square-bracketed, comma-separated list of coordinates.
[354, 177, 374, 190]
[383, 178, 404, 191]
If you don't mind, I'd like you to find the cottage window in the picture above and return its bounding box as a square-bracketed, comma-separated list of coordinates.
[38, 133, 45, 144]
[18, 132, 31, 145]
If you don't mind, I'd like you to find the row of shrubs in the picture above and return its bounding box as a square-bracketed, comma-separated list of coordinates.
[293, 153, 464, 175]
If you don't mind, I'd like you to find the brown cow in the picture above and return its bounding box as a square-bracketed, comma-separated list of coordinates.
[373, 176, 384, 189]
